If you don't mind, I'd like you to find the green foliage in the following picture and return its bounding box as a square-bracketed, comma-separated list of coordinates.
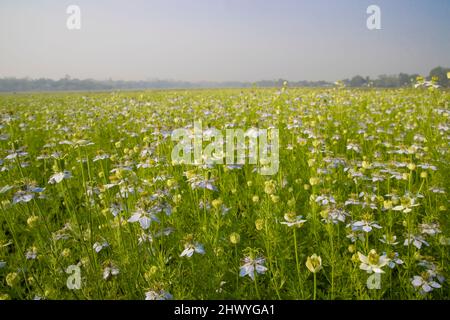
[0, 88, 448, 300]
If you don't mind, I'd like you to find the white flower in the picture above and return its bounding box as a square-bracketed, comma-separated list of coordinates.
[379, 234, 399, 245]
[180, 242, 205, 258]
[93, 241, 109, 253]
[411, 275, 441, 293]
[280, 213, 307, 228]
[25, 247, 38, 260]
[306, 254, 322, 273]
[358, 250, 389, 274]
[419, 223, 441, 236]
[145, 290, 173, 300]
[103, 264, 119, 280]
[48, 171, 72, 184]
[404, 235, 429, 249]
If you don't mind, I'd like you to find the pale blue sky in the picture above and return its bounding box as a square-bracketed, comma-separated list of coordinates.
[0, 0, 449, 81]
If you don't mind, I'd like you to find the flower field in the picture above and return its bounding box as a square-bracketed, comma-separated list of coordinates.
[0, 87, 448, 300]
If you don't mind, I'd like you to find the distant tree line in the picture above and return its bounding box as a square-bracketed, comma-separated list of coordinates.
[0, 67, 448, 92]
[342, 67, 450, 88]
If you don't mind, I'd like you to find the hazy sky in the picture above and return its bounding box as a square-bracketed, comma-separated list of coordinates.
[1, 0, 449, 82]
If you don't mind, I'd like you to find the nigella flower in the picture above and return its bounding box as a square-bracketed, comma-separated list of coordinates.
[48, 171, 72, 184]
[391, 198, 420, 213]
[190, 178, 218, 191]
[346, 143, 361, 153]
[199, 200, 211, 211]
[351, 220, 382, 233]
[239, 256, 268, 280]
[138, 232, 154, 245]
[346, 231, 365, 243]
[322, 208, 348, 224]
[280, 212, 307, 228]
[103, 263, 120, 280]
[93, 241, 109, 253]
[419, 223, 441, 236]
[155, 227, 175, 237]
[387, 252, 404, 269]
[418, 261, 446, 284]
[25, 246, 38, 260]
[411, 273, 442, 294]
[12, 190, 35, 204]
[109, 203, 123, 217]
[180, 242, 205, 258]
[358, 249, 389, 274]
[305, 254, 322, 273]
[315, 194, 336, 206]
[145, 290, 173, 300]
[128, 208, 159, 230]
[4, 151, 28, 160]
[379, 234, 399, 245]
[93, 154, 110, 162]
[404, 235, 429, 249]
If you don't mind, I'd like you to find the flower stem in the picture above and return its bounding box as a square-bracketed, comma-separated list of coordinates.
[313, 272, 317, 300]
[293, 228, 303, 296]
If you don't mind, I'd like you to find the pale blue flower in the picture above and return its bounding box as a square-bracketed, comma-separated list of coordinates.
[128, 208, 159, 230]
[239, 256, 268, 280]
[180, 242, 205, 258]
[351, 220, 382, 233]
[48, 171, 72, 184]
[411, 275, 441, 294]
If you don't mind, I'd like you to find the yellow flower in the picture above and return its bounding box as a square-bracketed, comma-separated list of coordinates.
[309, 177, 320, 186]
[27, 215, 39, 227]
[383, 200, 393, 210]
[6, 272, 19, 287]
[306, 254, 322, 273]
[61, 248, 71, 258]
[166, 179, 176, 188]
[144, 266, 158, 281]
[212, 198, 223, 209]
[270, 195, 280, 203]
[0, 293, 11, 300]
[361, 161, 371, 170]
[264, 180, 276, 195]
[229, 232, 240, 245]
[252, 195, 260, 203]
[255, 219, 264, 231]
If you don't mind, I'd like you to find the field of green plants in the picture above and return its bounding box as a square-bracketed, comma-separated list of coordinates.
[0, 87, 448, 300]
